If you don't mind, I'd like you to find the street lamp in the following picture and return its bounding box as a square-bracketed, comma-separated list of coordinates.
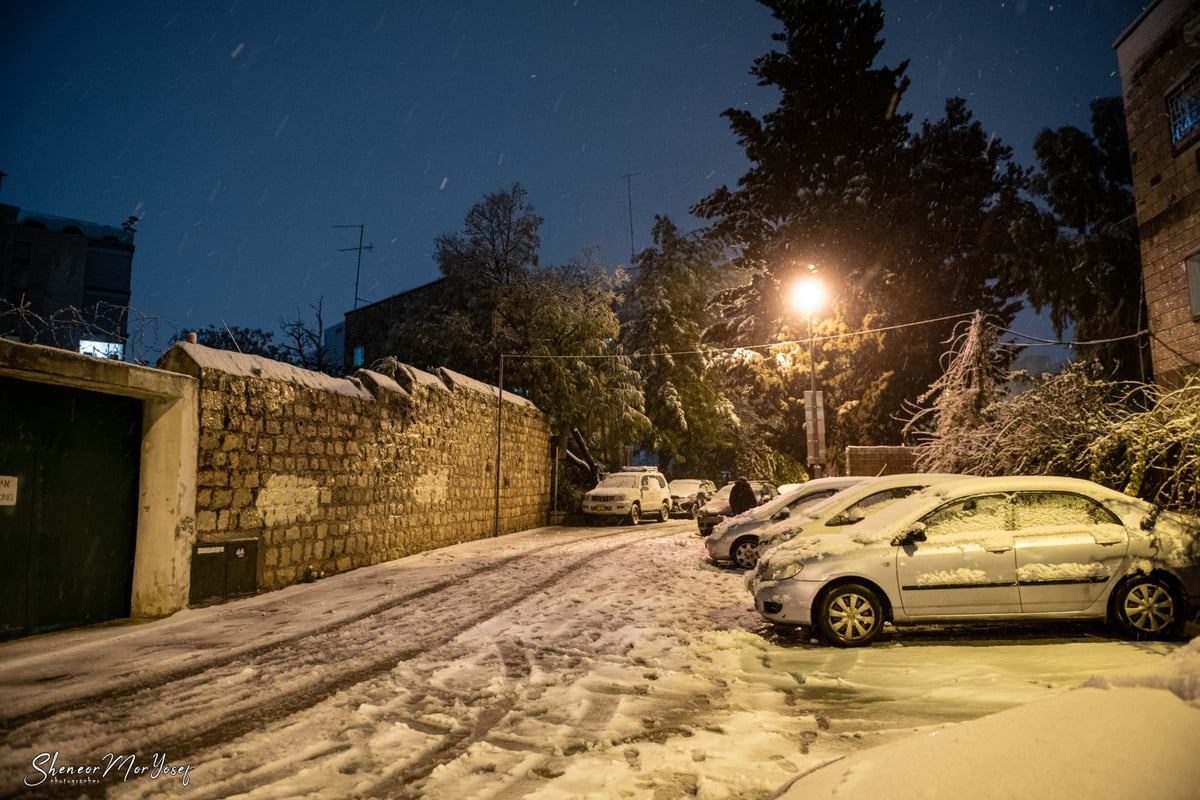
[789, 271, 826, 477]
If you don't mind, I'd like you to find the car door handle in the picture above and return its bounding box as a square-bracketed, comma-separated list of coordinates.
[985, 545, 1013, 554]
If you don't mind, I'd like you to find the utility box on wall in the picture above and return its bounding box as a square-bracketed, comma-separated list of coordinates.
[189, 539, 259, 605]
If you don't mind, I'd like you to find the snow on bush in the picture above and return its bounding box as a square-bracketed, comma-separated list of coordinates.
[906, 316, 1200, 513]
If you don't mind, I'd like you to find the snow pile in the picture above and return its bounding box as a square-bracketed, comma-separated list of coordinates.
[776, 685, 1200, 799]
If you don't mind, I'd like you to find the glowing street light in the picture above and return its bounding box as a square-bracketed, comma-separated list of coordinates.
[789, 275, 825, 318]
[788, 269, 826, 476]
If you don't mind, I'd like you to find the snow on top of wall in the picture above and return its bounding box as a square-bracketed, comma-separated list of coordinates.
[353, 368, 408, 398]
[398, 363, 449, 392]
[439, 367, 537, 409]
[173, 342, 372, 400]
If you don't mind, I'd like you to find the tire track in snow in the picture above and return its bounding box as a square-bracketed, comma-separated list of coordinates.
[0, 526, 651, 732]
[0, 528, 679, 794]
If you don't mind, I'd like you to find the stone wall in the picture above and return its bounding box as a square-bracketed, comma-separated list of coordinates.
[160, 342, 551, 591]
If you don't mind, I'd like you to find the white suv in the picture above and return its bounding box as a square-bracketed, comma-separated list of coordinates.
[581, 467, 671, 525]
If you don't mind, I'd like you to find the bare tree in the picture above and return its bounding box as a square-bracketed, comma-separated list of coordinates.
[279, 298, 331, 373]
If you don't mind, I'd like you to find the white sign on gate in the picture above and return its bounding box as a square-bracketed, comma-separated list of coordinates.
[0, 476, 16, 506]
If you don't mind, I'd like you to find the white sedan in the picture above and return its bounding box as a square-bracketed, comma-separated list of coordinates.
[750, 476, 1200, 647]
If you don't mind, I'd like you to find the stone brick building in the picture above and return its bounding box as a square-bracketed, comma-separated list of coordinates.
[1117, 0, 1200, 387]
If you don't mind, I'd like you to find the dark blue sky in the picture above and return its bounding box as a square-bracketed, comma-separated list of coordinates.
[1, 1, 1142, 356]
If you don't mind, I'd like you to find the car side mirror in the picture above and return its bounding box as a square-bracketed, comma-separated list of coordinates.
[1141, 506, 1160, 531]
[891, 524, 927, 547]
[772, 509, 790, 521]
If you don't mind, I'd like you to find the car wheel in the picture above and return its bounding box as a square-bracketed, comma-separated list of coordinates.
[658, 501, 670, 523]
[731, 536, 760, 570]
[627, 503, 641, 526]
[816, 583, 884, 647]
[689, 503, 699, 519]
[1113, 574, 1182, 639]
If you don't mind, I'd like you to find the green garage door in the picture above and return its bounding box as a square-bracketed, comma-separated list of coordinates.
[0, 376, 142, 640]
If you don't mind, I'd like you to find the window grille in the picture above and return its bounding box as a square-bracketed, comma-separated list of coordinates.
[1167, 68, 1200, 149]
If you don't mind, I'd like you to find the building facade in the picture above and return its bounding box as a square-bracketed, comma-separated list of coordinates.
[1117, 0, 1200, 387]
[341, 277, 451, 370]
[0, 201, 136, 358]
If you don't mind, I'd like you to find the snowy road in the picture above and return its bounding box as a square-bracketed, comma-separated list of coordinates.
[0, 520, 1182, 799]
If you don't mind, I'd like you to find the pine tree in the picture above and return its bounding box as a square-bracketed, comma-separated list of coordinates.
[693, 0, 1039, 465]
[1029, 97, 1147, 380]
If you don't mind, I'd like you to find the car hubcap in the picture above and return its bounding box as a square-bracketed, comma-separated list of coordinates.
[1124, 582, 1175, 633]
[734, 541, 758, 569]
[828, 593, 877, 641]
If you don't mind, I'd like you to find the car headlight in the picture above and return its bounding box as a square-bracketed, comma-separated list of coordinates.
[759, 559, 803, 582]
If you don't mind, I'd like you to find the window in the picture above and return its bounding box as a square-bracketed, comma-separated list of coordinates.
[921, 494, 1011, 536]
[352, 345, 364, 367]
[1012, 492, 1119, 528]
[1188, 253, 1200, 319]
[1167, 67, 1200, 150]
[79, 340, 125, 360]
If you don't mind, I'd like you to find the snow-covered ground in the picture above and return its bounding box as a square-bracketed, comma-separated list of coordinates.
[2, 520, 1198, 799]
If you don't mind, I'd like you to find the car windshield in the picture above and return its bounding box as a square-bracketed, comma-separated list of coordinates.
[709, 485, 733, 502]
[669, 480, 703, 494]
[755, 481, 850, 518]
[598, 475, 639, 489]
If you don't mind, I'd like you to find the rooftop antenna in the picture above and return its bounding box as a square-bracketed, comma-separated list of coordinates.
[620, 171, 641, 264]
[332, 224, 374, 308]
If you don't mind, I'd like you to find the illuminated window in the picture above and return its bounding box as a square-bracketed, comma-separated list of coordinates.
[80, 340, 124, 360]
[352, 345, 364, 367]
[1167, 68, 1200, 150]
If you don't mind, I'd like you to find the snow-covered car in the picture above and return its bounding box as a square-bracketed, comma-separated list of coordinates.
[753, 473, 959, 556]
[581, 467, 671, 525]
[668, 479, 716, 518]
[696, 480, 778, 537]
[706, 476, 866, 569]
[750, 475, 1200, 647]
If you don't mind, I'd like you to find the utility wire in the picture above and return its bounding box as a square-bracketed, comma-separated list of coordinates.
[503, 312, 1155, 362]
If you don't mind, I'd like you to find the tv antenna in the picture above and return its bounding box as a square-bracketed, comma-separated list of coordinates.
[620, 171, 641, 264]
[332, 224, 374, 308]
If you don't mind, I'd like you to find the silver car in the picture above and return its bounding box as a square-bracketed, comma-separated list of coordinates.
[705, 476, 865, 569]
[750, 476, 1200, 647]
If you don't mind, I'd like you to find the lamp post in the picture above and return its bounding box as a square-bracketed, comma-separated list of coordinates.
[789, 272, 826, 477]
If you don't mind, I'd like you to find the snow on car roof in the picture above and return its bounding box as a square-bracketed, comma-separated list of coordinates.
[758, 473, 960, 538]
[741, 476, 866, 521]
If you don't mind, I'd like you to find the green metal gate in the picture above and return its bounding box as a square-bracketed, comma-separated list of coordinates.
[0, 376, 142, 640]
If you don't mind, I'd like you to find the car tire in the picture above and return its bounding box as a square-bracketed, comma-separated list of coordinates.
[658, 501, 670, 523]
[731, 536, 760, 570]
[816, 583, 884, 647]
[627, 503, 641, 526]
[1112, 573, 1183, 639]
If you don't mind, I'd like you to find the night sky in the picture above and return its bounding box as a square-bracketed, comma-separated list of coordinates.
[1, 0, 1143, 357]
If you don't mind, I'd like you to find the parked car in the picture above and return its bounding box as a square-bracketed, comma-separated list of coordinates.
[696, 480, 778, 537]
[581, 467, 671, 525]
[668, 479, 716, 518]
[750, 475, 1200, 647]
[753, 473, 959, 555]
[706, 476, 867, 569]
